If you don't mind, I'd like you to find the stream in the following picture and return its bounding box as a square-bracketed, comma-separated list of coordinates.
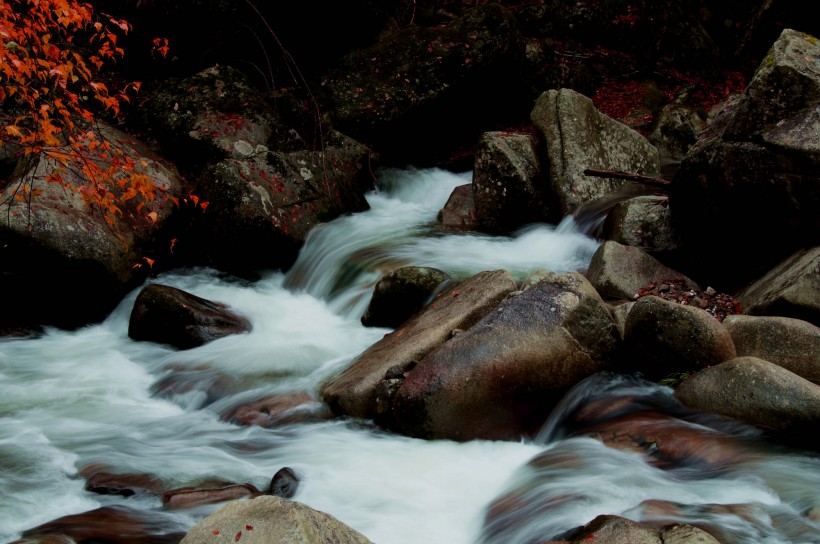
[1, 167, 818, 543]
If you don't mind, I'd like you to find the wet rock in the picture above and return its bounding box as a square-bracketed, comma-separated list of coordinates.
[587, 241, 698, 300]
[81, 467, 165, 497]
[675, 356, 820, 436]
[671, 30, 820, 287]
[269, 467, 299, 499]
[222, 392, 331, 427]
[129, 284, 251, 349]
[624, 296, 736, 380]
[12, 506, 185, 544]
[0, 124, 189, 330]
[436, 184, 477, 230]
[180, 495, 372, 544]
[602, 196, 678, 255]
[530, 88, 660, 217]
[163, 483, 261, 509]
[361, 266, 451, 328]
[472, 131, 549, 232]
[723, 315, 820, 383]
[392, 272, 620, 441]
[321, 270, 517, 421]
[737, 247, 820, 326]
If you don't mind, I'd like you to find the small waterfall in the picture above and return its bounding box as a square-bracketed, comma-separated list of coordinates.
[1, 167, 817, 544]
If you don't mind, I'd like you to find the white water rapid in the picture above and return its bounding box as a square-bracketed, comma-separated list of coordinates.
[1, 168, 818, 544]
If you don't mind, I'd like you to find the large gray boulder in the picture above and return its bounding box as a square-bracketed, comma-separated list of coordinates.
[193, 130, 372, 275]
[472, 131, 549, 232]
[530, 88, 660, 217]
[391, 272, 620, 441]
[737, 247, 820, 326]
[180, 496, 372, 544]
[672, 29, 820, 287]
[624, 295, 736, 380]
[129, 284, 252, 349]
[724, 315, 819, 383]
[321, 270, 517, 422]
[0, 124, 188, 330]
[675, 356, 820, 435]
[587, 241, 698, 300]
[132, 65, 304, 172]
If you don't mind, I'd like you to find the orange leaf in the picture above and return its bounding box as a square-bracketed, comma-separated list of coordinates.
[147, 211, 158, 223]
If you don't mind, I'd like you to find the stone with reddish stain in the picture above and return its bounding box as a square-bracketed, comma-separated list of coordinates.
[222, 392, 331, 428]
[179, 496, 372, 543]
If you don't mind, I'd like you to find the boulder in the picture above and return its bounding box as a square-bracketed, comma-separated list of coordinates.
[648, 101, 706, 163]
[81, 467, 165, 497]
[0, 124, 188, 330]
[436, 184, 477, 230]
[128, 284, 252, 349]
[660, 524, 722, 544]
[472, 131, 550, 232]
[361, 266, 451, 328]
[180, 495, 372, 544]
[321, 270, 517, 421]
[191, 131, 373, 275]
[221, 391, 331, 428]
[675, 356, 820, 436]
[131, 65, 305, 172]
[391, 272, 620, 441]
[587, 241, 698, 300]
[12, 506, 185, 544]
[530, 88, 660, 217]
[321, 4, 524, 165]
[163, 483, 261, 509]
[723, 315, 819, 383]
[671, 29, 820, 287]
[570, 515, 662, 544]
[269, 467, 299, 499]
[624, 296, 736, 380]
[610, 301, 634, 340]
[602, 196, 678, 255]
[737, 247, 820, 326]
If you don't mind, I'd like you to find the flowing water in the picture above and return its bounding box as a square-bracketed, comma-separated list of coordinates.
[1, 167, 818, 543]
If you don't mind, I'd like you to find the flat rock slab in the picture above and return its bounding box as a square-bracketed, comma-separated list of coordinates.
[321, 270, 517, 421]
